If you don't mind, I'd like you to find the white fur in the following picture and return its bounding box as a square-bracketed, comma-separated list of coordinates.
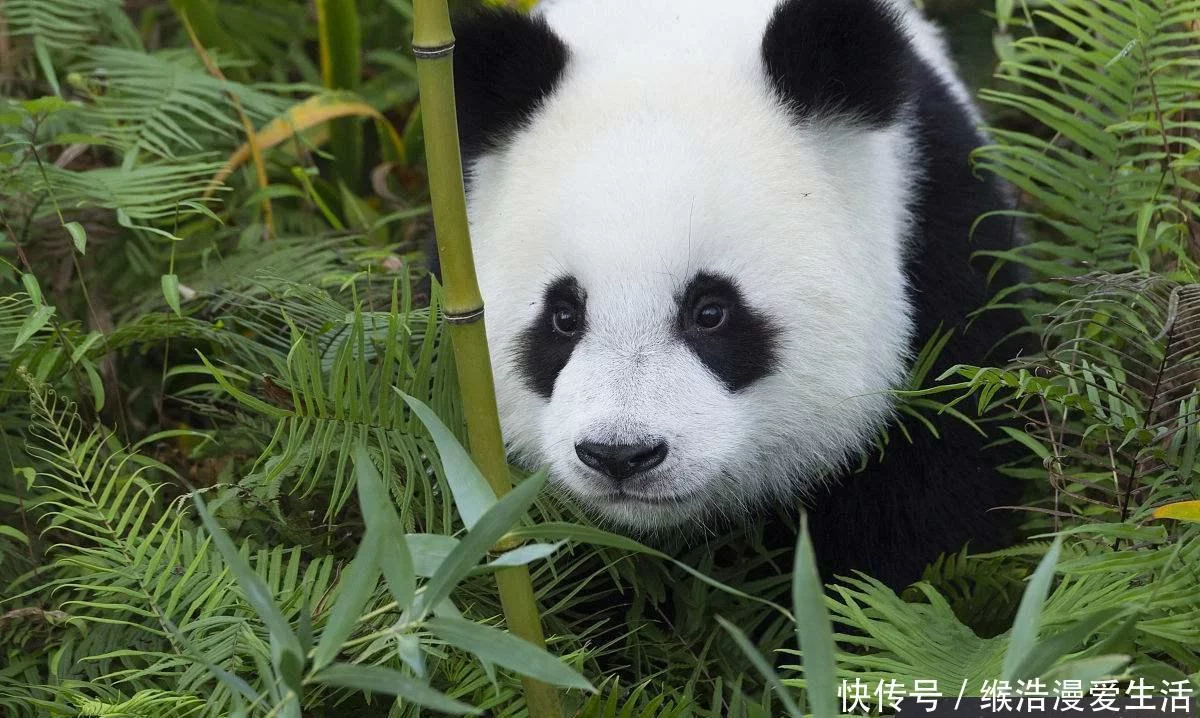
[465, 0, 967, 531]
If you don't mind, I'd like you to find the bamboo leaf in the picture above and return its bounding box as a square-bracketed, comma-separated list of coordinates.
[407, 534, 460, 577]
[426, 615, 595, 691]
[81, 360, 106, 412]
[417, 469, 546, 616]
[21, 273, 44, 304]
[191, 492, 304, 668]
[312, 537, 382, 671]
[399, 389, 497, 529]
[507, 522, 793, 620]
[315, 663, 480, 714]
[486, 542, 565, 568]
[1012, 608, 1125, 679]
[1002, 537, 1063, 681]
[14, 305, 54, 351]
[65, 221, 87, 253]
[1041, 655, 1131, 686]
[162, 274, 183, 317]
[353, 443, 415, 609]
[999, 426, 1053, 460]
[791, 515, 837, 718]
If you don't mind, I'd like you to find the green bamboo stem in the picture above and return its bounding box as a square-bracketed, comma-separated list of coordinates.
[411, 2, 563, 716]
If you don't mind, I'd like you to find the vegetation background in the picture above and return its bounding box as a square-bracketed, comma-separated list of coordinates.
[0, 0, 1197, 715]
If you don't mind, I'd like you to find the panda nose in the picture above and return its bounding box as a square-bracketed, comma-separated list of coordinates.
[575, 440, 669, 481]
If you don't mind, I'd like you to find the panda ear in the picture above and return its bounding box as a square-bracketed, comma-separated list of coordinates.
[761, 0, 915, 128]
[452, 9, 569, 159]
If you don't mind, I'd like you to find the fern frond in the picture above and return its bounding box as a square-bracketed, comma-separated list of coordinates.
[199, 277, 458, 526]
[76, 48, 296, 159]
[977, 0, 1200, 283]
[71, 687, 206, 718]
[38, 159, 227, 226]
[796, 527, 1199, 689]
[5, 0, 126, 54]
[949, 272, 1200, 520]
[574, 677, 695, 718]
[12, 375, 379, 716]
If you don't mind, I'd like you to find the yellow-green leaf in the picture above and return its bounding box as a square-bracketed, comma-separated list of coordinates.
[1153, 501, 1200, 523]
[204, 93, 406, 198]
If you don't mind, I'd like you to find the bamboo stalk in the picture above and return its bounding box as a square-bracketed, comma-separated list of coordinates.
[411, 2, 563, 716]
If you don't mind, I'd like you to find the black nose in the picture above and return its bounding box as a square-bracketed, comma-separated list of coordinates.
[575, 440, 669, 481]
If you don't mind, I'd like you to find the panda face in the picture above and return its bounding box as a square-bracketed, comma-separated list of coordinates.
[513, 266, 781, 527]
[456, 0, 929, 531]
[466, 99, 915, 530]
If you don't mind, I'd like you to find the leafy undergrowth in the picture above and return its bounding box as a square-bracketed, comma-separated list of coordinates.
[1, 0, 1197, 716]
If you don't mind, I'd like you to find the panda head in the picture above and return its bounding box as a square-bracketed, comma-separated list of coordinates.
[453, 0, 924, 532]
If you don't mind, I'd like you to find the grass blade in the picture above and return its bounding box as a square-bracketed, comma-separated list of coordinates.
[792, 515, 838, 718]
[1002, 536, 1063, 681]
[716, 616, 804, 718]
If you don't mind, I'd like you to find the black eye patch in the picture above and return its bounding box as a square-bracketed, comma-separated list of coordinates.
[676, 272, 781, 391]
[515, 276, 586, 399]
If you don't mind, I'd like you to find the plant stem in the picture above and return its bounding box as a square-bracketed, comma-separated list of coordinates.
[179, 15, 274, 238]
[410, 1, 563, 715]
[317, 0, 364, 190]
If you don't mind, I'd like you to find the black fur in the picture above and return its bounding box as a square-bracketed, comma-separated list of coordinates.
[676, 273, 782, 392]
[762, 0, 915, 128]
[452, 9, 570, 160]
[516, 276, 586, 399]
[802, 47, 1024, 589]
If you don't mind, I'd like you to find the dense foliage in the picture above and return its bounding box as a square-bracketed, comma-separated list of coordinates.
[0, 0, 1197, 715]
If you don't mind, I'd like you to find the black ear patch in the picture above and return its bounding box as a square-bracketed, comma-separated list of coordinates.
[453, 9, 570, 160]
[761, 0, 916, 128]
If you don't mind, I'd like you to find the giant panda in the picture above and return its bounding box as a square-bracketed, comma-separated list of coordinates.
[448, 0, 1022, 589]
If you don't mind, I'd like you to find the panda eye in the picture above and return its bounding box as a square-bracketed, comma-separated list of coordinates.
[693, 300, 728, 331]
[551, 303, 581, 336]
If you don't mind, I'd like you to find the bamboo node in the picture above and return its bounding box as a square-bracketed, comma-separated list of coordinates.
[444, 306, 485, 325]
[413, 42, 456, 59]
